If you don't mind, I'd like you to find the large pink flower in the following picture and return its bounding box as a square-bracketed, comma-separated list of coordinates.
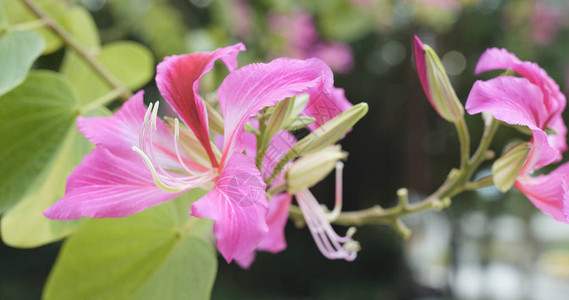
[466, 48, 569, 223]
[45, 43, 347, 262]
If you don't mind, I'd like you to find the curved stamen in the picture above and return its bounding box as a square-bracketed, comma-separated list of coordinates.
[144, 102, 178, 181]
[327, 161, 344, 222]
[133, 146, 216, 193]
[296, 189, 358, 261]
[136, 102, 217, 193]
[139, 102, 154, 150]
[174, 118, 200, 175]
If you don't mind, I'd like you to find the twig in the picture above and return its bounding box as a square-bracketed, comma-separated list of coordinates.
[21, 0, 132, 102]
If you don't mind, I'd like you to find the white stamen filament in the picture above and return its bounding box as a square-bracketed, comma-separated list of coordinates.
[132, 146, 216, 193]
[141, 102, 176, 181]
[327, 161, 343, 222]
[134, 102, 217, 194]
[296, 189, 357, 261]
[173, 118, 199, 175]
[139, 102, 154, 149]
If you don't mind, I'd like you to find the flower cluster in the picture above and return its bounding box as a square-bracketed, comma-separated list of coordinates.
[45, 43, 366, 265]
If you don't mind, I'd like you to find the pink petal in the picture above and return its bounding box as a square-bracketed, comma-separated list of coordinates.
[156, 43, 246, 168]
[257, 193, 293, 253]
[44, 148, 182, 220]
[234, 252, 256, 269]
[304, 86, 352, 131]
[78, 91, 204, 172]
[189, 152, 269, 262]
[474, 48, 523, 75]
[217, 57, 329, 166]
[475, 48, 566, 118]
[547, 114, 568, 153]
[516, 161, 569, 223]
[465, 77, 547, 130]
[521, 130, 561, 176]
[413, 35, 431, 107]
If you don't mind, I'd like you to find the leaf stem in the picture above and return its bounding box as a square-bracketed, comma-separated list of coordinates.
[21, 0, 132, 102]
[81, 89, 122, 113]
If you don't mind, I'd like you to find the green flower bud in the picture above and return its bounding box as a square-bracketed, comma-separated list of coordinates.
[414, 35, 464, 122]
[286, 146, 347, 194]
[492, 142, 529, 192]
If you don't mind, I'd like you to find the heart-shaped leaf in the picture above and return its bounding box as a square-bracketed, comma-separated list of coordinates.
[43, 191, 217, 300]
[0, 30, 44, 96]
[1, 107, 111, 248]
[0, 71, 80, 213]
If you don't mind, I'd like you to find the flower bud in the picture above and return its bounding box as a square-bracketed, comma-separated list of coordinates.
[492, 142, 529, 192]
[413, 35, 464, 122]
[286, 145, 347, 194]
[291, 102, 368, 156]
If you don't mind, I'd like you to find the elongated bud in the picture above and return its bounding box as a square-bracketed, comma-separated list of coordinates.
[287, 93, 309, 125]
[413, 35, 464, 122]
[291, 102, 368, 156]
[492, 142, 529, 192]
[286, 146, 347, 194]
[262, 97, 296, 150]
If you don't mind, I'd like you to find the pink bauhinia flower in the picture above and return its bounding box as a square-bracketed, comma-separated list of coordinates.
[45, 43, 350, 262]
[466, 48, 569, 223]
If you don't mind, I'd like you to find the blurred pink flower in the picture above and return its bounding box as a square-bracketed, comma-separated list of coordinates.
[530, 1, 567, 45]
[268, 9, 354, 73]
[229, 0, 254, 39]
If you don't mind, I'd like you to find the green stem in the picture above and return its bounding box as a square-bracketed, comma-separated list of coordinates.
[21, 0, 132, 102]
[81, 89, 122, 113]
[455, 117, 471, 169]
[288, 117, 501, 229]
[255, 110, 268, 170]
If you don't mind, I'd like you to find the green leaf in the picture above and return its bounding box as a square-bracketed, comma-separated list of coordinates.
[44, 191, 217, 300]
[2, 0, 67, 54]
[61, 41, 154, 106]
[0, 107, 111, 248]
[0, 2, 7, 30]
[63, 5, 99, 50]
[0, 30, 44, 96]
[317, 0, 374, 42]
[0, 71, 79, 213]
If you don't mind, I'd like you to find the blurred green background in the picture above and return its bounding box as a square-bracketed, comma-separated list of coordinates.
[3, 0, 569, 299]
